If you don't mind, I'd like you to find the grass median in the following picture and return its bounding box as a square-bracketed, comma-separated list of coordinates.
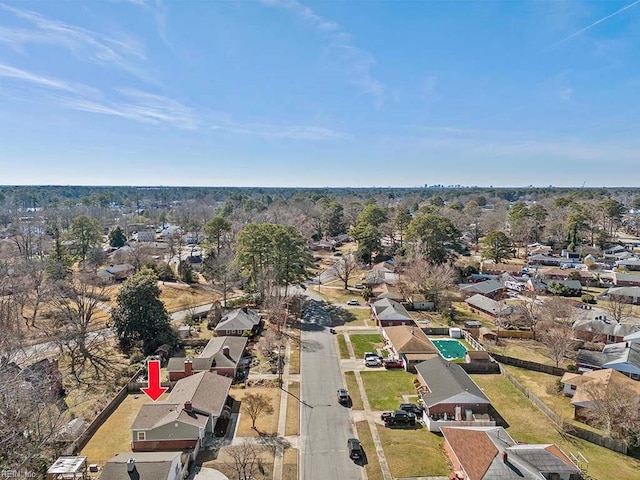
[285, 381, 300, 436]
[355, 421, 384, 480]
[337, 333, 350, 359]
[344, 371, 363, 410]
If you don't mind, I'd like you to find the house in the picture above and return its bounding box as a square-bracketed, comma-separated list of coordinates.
[409, 294, 434, 311]
[370, 283, 404, 303]
[415, 356, 495, 432]
[528, 254, 571, 267]
[479, 263, 523, 276]
[458, 279, 505, 299]
[47, 456, 87, 480]
[606, 286, 640, 304]
[576, 341, 640, 379]
[100, 452, 187, 480]
[615, 257, 640, 271]
[370, 298, 415, 327]
[441, 426, 581, 480]
[214, 308, 263, 337]
[97, 263, 135, 282]
[381, 325, 439, 372]
[527, 242, 553, 255]
[465, 294, 514, 321]
[613, 272, 640, 287]
[132, 372, 232, 453]
[136, 230, 157, 242]
[167, 336, 248, 381]
[560, 368, 640, 421]
[542, 268, 593, 286]
[605, 244, 628, 256]
[572, 317, 640, 344]
[366, 263, 399, 286]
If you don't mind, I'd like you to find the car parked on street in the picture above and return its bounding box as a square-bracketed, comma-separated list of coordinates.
[337, 388, 349, 404]
[347, 438, 363, 460]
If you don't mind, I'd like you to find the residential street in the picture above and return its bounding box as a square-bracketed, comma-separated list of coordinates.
[299, 299, 364, 480]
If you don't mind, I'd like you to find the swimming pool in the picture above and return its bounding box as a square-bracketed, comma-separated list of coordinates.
[431, 338, 467, 360]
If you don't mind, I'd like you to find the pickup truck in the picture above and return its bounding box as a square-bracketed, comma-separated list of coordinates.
[381, 410, 416, 427]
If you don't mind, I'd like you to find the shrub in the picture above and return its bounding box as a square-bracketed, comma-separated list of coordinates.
[581, 294, 595, 304]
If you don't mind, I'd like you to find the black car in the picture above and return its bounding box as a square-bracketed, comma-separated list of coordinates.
[399, 403, 424, 415]
[347, 438, 363, 460]
[337, 388, 349, 404]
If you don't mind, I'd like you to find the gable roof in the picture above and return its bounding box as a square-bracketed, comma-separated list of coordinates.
[132, 403, 209, 430]
[563, 368, 640, 407]
[415, 356, 490, 408]
[572, 318, 640, 338]
[382, 326, 438, 354]
[577, 342, 640, 375]
[165, 371, 232, 416]
[459, 279, 504, 295]
[167, 336, 247, 372]
[441, 426, 579, 480]
[99, 451, 182, 480]
[371, 298, 413, 322]
[215, 308, 260, 332]
[465, 294, 514, 316]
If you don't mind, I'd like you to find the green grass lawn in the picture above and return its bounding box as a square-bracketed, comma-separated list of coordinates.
[472, 374, 640, 480]
[360, 370, 417, 411]
[344, 371, 363, 410]
[344, 307, 370, 326]
[350, 333, 385, 359]
[337, 333, 350, 359]
[355, 421, 384, 480]
[377, 425, 449, 478]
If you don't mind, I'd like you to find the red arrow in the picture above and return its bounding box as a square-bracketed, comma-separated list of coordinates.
[141, 359, 167, 402]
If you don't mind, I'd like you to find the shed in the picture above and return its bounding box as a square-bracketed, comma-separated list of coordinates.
[449, 327, 462, 338]
[479, 327, 498, 343]
[47, 456, 87, 480]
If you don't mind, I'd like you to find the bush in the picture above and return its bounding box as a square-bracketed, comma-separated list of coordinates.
[567, 363, 577, 371]
[581, 294, 596, 304]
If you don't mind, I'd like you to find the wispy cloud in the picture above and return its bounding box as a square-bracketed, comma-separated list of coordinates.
[261, 0, 386, 105]
[0, 4, 149, 80]
[0, 63, 70, 90]
[212, 123, 349, 141]
[549, 0, 640, 48]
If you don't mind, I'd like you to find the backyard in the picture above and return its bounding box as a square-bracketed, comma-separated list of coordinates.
[360, 370, 417, 411]
[471, 374, 640, 480]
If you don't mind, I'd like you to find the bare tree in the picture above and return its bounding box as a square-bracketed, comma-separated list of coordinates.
[514, 290, 542, 340]
[334, 255, 358, 290]
[580, 380, 640, 445]
[242, 392, 274, 430]
[226, 440, 264, 480]
[15, 258, 50, 328]
[401, 259, 457, 311]
[259, 328, 282, 358]
[602, 295, 632, 324]
[538, 297, 576, 367]
[50, 280, 113, 384]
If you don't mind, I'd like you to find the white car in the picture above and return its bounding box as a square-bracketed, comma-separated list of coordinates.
[347, 299, 361, 306]
[364, 357, 382, 367]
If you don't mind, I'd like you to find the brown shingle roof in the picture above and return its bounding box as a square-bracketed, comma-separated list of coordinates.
[383, 326, 438, 354]
[166, 371, 232, 417]
[441, 427, 498, 480]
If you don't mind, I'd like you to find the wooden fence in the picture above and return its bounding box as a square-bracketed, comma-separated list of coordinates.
[491, 353, 567, 376]
[423, 327, 450, 335]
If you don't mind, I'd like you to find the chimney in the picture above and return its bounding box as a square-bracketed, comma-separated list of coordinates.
[502, 451, 508, 464]
[184, 360, 193, 376]
[184, 401, 192, 412]
[127, 458, 135, 472]
[223, 346, 230, 357]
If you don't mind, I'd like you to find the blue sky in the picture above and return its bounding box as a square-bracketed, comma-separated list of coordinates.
[1, 1, 640, 187]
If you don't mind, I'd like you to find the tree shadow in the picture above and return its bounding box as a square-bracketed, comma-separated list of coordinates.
[326, 304, 358, 326]
[255, 431, 292, 450]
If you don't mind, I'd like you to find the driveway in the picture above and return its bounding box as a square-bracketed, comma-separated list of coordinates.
[299, 298, 364, 480]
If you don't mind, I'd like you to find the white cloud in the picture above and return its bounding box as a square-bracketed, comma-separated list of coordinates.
[0, 63, 70, 90]
[262, 0, 385, 104]
[0, 4, 148, 79]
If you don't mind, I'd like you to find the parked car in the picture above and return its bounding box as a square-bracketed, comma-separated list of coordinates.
[381, 410, 416, 427]
[399, 403, 424, 415]
[364, 351, 381, 359]
[329, 328, 337, 334]
[383, 358, 404, 369]
[347, 438, 363, 460]
[346, 299, 361, 306]
[354, 284, 365, 289]
[364, 357, 382, 367]
[337, 388, 349, 404]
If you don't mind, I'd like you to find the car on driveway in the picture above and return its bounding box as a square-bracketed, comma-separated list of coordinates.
[337, 388, 349, 404]
[364, 356, 382, 367]
[329, 328, 336, 334]
[399, 403, 424, 415]
[381, 410, 416, 427]
[347, 438, 363, 460]
[346, 299, 361, 306]
[383, 358, 404, 369]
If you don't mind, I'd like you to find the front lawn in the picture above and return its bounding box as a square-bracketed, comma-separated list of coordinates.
[355, 421, 383, 480]
[471, 374, 640, 480]
[344, 371, 363, 410]
[377, 425, 449, 478]
[231, 386, 281, 436]
[350, 333, 385, 359]
[360, 370, 417, 411]
[337, 333, 350, 359]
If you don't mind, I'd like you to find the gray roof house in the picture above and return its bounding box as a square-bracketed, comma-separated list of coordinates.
[576, 342, 640, 379]
[572, 317, 640, 344]
[370, 298, 415, 327]
[607, 286, 640, 303]
[465, 294, 514, 320]
[167, 336, 248, 381]
[99, 451, 186, 480]
[97, 263, 135, 282]
[458, 279, 505, 298]
[415, 356, 495, 432]
[441, 426, 580, 480]
[214, 308, 262, 337]
[132, 371, 232, 453]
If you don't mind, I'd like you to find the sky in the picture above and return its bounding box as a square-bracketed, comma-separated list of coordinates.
[1, 0, 640, 188]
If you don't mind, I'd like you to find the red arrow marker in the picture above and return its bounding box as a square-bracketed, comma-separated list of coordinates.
[141, 359, 168, 402]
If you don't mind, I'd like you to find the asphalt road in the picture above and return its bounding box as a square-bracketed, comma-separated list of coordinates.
[299, 298, 364, 480]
